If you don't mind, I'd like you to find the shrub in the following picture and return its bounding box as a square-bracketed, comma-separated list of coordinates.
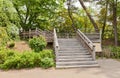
[40, 57, 54, 69]
[40, 50, 54, 58]
[39, 50, 54, 68]
[7, 42, 15, 48]
[110, 46, 120, 58]
[0, 27, 9, 47]
[0, 49, 54, 70]
[0, 49, 16, 64]
[7, 25, 19, 40]
[29, 36, 47, 52]
[103, 46, 120, 58]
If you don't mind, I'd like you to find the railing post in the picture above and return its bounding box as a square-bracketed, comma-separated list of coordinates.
[53, 28, 59, 61]
[29, 29, 31, 38]
[92, 45, 96, 60]
[23, 30, 25, 39]
[35, 28, 37, 36]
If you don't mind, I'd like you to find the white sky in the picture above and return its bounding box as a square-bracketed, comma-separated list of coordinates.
[75, 1, 100, 10]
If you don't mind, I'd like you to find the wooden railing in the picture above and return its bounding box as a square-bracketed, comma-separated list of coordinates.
[19, 28, 53, 42]
[77, 29, 96, 60]
[53, 28, 59, 57]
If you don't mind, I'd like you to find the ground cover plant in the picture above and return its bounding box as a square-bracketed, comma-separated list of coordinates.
[0, 48, 54, 70]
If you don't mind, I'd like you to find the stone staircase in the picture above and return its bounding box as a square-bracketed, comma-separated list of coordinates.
[56, 38, 99, 68]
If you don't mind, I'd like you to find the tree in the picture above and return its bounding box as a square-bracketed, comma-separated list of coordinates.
[78, 0, 99, 32]
[100, 0, 109, 39]
[97, 0, 119, 46]
[11, 0, 60, 30]
[67, 0, 77, 31]
[112, 0, 118, 46]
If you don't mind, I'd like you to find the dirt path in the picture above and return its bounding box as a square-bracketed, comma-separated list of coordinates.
[0, 59, 120, 78]
[13, 41, 31, 52]
[0, 68, 107, 78]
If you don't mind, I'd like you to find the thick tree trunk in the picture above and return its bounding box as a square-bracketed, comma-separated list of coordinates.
[113, 0, 118, 46]
[102, 0, 108, 39]
[78, 0, 99, 32]
[67, 0, 76, 31]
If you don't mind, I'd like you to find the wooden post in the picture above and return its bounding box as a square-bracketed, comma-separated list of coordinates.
[92, 45, 96, 60]
[53, 28, 59, 61]
[100, 29, 102, 48]
[23, 30, 25, 39]
[29, 29, 31, 38]
[35, 28, 37, 36]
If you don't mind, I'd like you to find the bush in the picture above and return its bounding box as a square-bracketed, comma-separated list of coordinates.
[7, 42, 15, 48]
[40, 50, 54, 58]
[40, 57, 54, 69]
[0, 27, 9, 47]
[103, 46, 120, 58]
[111, 46, 120, 58]
[29, 36, 47, 52]
[7, 25, 19, 40]
[39, 50, 54, 68]
[0, 49, 54, 70]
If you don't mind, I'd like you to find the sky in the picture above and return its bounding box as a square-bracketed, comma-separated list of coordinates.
[74, 1, 101, 10]
[65, 1, 101, 12]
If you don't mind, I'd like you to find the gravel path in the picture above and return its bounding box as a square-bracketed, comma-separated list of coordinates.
[0, 59, 120, 78]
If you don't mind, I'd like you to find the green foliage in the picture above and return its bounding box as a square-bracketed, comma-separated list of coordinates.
[11, 0, 61, 30]
[40, 57, 54, 69]
[39, 50, 54, 58]
[0, 27, 9, 46]
[7, 25, 19, 40]
[39, 50, 54, 69]
[103, 46, 120, 58]
[29, 36, 47, 52]
[8, 42, 15, 48]
[110, 46, 120, 58]
[0, 49, 54, 70]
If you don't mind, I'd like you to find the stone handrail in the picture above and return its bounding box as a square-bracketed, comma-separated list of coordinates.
[77, 29, 96, 60]
[53, 28, 59, 55]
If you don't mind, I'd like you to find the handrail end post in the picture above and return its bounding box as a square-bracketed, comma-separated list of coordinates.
[93, 45, 96, 60]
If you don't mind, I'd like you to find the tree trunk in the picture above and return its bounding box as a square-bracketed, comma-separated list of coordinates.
[67, 0, 76, 31]
[113, 0, 118, 46]
[102, 0, 108, 39]
[78, 0, 99, 32]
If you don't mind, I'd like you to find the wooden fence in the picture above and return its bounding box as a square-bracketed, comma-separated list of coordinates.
[19, 28, 53, 43]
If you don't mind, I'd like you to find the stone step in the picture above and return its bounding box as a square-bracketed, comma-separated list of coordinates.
[60, 45, 83, 48]
[57, 53, 90, 56]
[60, 47, 84, 49]
[59, 41, 80, 43]
[58, 39, 79, 41]
[57, 58, 93, 62]
[57, 53, 91, 57]
[58, 39, 78, 40]
[58, 40, 79, 42]
[56, 64, 99, 68]
[56, 61, 97, 65]
[59, 43, 81, 45]
[58, 50, 88, 53]
[58, 41, 80, 43]
[58, 52, 89, 54]
[59, 45, 82, 47]
[59, 41, 79, 42]
[60, 48, 86, 51]
[57, 55, 92, 59]
[60, 46, 83, 48]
